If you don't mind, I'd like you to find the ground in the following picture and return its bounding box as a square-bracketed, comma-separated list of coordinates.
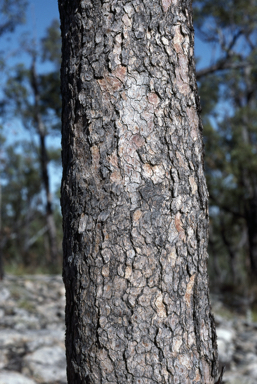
[0, 275, 256, 384]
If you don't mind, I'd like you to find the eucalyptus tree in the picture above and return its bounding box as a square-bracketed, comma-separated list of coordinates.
[3, 20, 62, 266]
[0, 140, 45, 267]
[194, 0, 257, 284]
[59, 0, 219, 383]
[0, 0, 28, 279]
[0, 0, 27, 37]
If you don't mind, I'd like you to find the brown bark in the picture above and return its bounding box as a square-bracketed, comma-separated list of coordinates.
[59, 0, 218, 383]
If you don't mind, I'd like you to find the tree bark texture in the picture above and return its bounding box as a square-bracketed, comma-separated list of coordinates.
[59, 0, 218, 383]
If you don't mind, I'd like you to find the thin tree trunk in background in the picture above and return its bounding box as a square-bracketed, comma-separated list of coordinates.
[30, 59, 58, 266]
[241, 75, 257, 280]
[39, 132, 59, 265]
[246, 199, 257, 280]
[231, 69, 257, 283]
[0, 247, 3, 280]
[59, 0, 218, 383]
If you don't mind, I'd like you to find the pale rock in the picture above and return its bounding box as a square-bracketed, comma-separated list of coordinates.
[243, 363, 257, 379]
[26, 329, 65, 352]
[23, 346, 66, 382]
[0, 287, 10, 304]
[0, 349, 8, 369]
[24, 345, 65, 366]
[0, 371, 36, 384]
[216, 327, 235, 364]
[0, 330, 31, 347]
[217, 327, 235, 343]
[224, 372, 257, 384]
[1, 275, 257, 384]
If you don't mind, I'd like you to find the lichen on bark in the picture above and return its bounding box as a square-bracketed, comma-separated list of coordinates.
[59, 0, 218, 383]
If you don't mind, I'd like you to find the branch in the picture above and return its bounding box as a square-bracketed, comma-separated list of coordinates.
[196, 59, 248, 80]
[209, 192, 245, 219]
[25, 225, 48, 249]
[196, 29, 247, 80]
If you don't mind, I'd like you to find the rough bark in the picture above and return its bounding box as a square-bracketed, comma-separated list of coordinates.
[59, 0, 218, 383]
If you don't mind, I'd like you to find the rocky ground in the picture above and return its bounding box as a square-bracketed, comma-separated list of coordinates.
[0, 275, 256, 384]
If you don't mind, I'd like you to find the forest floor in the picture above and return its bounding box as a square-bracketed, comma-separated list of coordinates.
[0, 274, 257, 384]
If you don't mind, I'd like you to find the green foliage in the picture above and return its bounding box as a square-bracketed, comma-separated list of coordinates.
[198, 76, 220, 118]
[39, 71, 62, 120]
[3, 20, 62, 133]
[0, 0, 27, 36]
[194, 0, 257, 34]
[1, 141, 43, 263]
[1, 139, 62, 268]
[41, 19, 62, 67]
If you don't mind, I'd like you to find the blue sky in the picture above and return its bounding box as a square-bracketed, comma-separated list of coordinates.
[0, 1, 59, 70]
[0, 1, 61, 195]
[2, 0, 210, 69]
[21, 0, 59, 41]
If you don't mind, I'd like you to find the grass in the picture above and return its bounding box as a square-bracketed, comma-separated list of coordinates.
[213, 306, 235, 321]
[4, 263, 62, 276]
[18, 300, 36, 313]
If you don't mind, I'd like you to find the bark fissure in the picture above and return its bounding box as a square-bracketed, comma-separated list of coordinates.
[59, 0, 218, 383]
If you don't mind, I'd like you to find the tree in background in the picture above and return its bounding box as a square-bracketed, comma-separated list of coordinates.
[1, 139, 44, 266]
[1, 19, 62, 271]
[59, 0, 218, 382]
[194, 0, 257, 288]
[0, 0, 27, 37]
[0, 0, 28, 279]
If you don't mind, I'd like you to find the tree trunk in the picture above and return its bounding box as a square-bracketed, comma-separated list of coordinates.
[241, 74, 257, 281]
[39, 132, 59, 265]
[246, 198, 257, 280]
[59, 0, 218, 383]
[0, 249, 3, 280]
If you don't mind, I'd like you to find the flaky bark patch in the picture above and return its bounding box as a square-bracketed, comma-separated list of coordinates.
[161, 0, 173, 12]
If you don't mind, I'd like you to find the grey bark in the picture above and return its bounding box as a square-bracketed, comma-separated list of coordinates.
[59, 0, 218, 383]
